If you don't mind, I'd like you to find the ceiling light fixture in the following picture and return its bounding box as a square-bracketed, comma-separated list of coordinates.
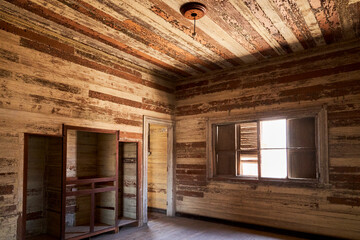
[180, 2, 207, 38]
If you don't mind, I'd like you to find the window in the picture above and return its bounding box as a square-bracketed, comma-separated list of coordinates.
[208, 107, 328, 184]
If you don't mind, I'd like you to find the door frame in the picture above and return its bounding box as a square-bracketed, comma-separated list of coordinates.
[142, 116, 175, 224]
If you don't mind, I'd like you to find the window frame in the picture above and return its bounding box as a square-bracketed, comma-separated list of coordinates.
[206, 106, 329, 187]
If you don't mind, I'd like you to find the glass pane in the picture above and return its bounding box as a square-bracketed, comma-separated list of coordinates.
[240, 162, 258, 177]
[261, 149, 287, 178]
[237, 152, 258, 177]
[260, 119, 286, 148]
[288, 117, 315, 148]
[289, 150, 316, 179]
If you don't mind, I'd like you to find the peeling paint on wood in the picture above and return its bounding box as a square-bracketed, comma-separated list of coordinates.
[175, 39, 360, 239]
[0, 0, 360, 239]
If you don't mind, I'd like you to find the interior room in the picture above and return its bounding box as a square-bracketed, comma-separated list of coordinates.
[0, 0, 359, 239]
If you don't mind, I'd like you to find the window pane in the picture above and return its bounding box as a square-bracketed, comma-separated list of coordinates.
[289, 150, 316, 179]
[261, 149, 287, 178]
[237, 152, 258, 177]
[216, 124, 235, 151]
[288, 117, 315, 148]
[216, 151, 235, 176]
[240, 162, 258, 177]
[260, 119, 286, 148]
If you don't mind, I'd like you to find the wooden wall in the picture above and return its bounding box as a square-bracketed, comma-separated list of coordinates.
[97, 133, 117, 178]
[0, 1, 174, 239]
[175, 39, 360, 239]
[1, 0, 359, 238]
[148, 124, 168, 210]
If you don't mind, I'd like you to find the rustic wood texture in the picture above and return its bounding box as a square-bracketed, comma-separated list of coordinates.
[148, 124, 168, 211]
[97, 133, 117, 178]
[175, 39, 360, 239]
[0, 0, 359, 239]
[0, 0, 176, 234]
[94, 212, 307, 240]
[0, 0, 359, 82]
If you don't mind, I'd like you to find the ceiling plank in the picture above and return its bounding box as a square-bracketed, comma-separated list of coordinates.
[21, 0, 194, 77]
[349, 0, 360, 4]
[110, 0, 234, 69]
[201, 0, 278, 60]
[294, 0, 327, 47]
[137, 0, 237, 68]
[164, 0, 258, 64]
[55, 0, 219, 73]
[230, 0, 289, 56]
[1, 0, 358, 82]
[256, 0, 304, 52]
[308, 0, 343, 44]
[149, 2, 242, 67]
[335, 0, 360, 39]
[0, 0, 186, 80]
[270, 0, 317, 49]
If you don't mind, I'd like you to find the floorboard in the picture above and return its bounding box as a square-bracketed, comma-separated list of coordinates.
[92, 213, 307, 240]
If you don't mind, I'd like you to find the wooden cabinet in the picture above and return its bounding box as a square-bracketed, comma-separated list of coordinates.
[23, 126, 140, 240]
[63, 126, 118, 239]
[61, 126, 140, 239]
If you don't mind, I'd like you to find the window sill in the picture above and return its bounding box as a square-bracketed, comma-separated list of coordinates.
[209, 176, 328, 188]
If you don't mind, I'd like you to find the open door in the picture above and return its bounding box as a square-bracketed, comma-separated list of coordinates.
[143, 117, 174, 224]
[23, 134, 63, 240]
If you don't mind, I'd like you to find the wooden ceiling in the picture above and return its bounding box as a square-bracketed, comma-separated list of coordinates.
[2, 0, 360, 82]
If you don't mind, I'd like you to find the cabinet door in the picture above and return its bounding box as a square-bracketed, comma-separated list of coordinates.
[118, 142, 138, 227]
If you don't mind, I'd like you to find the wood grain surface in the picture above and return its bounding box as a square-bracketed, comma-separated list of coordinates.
[0, 0, 359, 239]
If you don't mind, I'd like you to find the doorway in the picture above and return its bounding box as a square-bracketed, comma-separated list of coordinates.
[143, 117, 174, 224]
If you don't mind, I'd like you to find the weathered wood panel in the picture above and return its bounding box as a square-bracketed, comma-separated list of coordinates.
[1, 0, 359, 82]
[175, 39, 360, 239]
[0, 0, 359, 238]
[148, 124, 168, 210]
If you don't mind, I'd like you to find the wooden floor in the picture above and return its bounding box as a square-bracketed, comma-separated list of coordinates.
[93, 213, 308, 240]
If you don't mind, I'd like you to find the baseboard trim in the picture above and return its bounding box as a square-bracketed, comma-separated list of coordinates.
[148, 207, 166, 214]
[175, 212, 344, 240]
